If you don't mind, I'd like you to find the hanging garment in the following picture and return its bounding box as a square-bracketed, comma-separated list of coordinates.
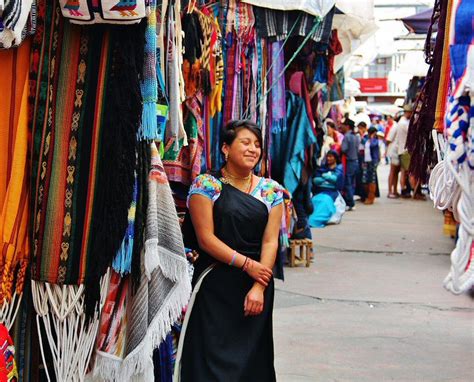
[138, 0, 159, 140]
[59, 0, 147, 24]
[163, 97, 204, 186]
[0, 0, 36, 49]
[0, 39, 31, 319]
[166, 4, 187, 149]
[269, 41, 287, 132]
[406, 0, 451, 181]
[241, 0, 335, 18]
[252, 6, 334, 44]
[271, 91, 317, 194]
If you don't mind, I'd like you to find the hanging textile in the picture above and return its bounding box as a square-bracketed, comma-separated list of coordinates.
[58, 0, 147, 25]
[138, 0, 159, 140]
[0, 323, 17, 381]
[269, 40, 287, 132]
[271, 91, 317, 194]
[241, 0, 336, 18]
[252, 6, 333, 44]
[163, 97, 204, 185]
[441, 0, 474, 295]
[28, 1, 145, 380]
[0, 38, 31, 330]
[92, 142, 191, 381]
[0, 0, 36, 49]
[406, 0, 450, 181]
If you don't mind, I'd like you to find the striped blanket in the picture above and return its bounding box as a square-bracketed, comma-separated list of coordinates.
[0, 38, 31, 310]
[29, 0, 145, 315]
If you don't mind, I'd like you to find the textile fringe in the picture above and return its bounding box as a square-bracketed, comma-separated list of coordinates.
[0, 292, 23, 330]
[138, 102, 160, 140]
[144, 239, 189, 282]
[112, 236, 134, 276]
[32, 271, 110, 382]
[91, 278, 191, 381]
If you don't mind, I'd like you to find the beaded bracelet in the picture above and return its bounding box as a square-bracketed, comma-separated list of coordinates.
[242, 257, 251, 272]
[229, 250, 238, 266]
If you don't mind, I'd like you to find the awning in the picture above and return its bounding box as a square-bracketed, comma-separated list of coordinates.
[332, 0, 378, 72]
[400, 8, 435, 35]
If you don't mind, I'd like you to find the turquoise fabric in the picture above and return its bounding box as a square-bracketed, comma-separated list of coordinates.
[271, 91, 317, 194]
[309, 193, 336, 228]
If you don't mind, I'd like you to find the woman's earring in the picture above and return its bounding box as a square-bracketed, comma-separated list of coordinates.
[225, 152, 229, 162]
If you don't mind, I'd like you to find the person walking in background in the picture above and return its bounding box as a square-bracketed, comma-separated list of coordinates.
[356, 121, 368, 202]
[386, 120, 400, 198]
[362, 127, 380, 205]
[396, 105, 416, 198]
[341, 118, 360, 211]
[384, 114, 397, 165]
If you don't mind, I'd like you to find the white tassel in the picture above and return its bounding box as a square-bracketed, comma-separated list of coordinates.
[144, 238, 160, 280]
[0, 292, 23, 330]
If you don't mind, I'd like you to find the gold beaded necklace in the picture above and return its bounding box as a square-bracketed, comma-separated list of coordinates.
[221, 167, 253, 193]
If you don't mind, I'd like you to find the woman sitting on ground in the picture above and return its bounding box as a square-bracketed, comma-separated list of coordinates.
[309, 150, 345, 228]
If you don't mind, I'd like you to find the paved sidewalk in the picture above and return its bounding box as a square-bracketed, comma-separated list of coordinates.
[273, 164, 474, 381]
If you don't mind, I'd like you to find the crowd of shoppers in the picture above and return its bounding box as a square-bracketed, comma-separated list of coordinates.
[295, 106, 427, 234]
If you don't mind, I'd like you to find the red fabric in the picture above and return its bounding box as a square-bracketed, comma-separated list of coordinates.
[327, 30, 343, 87]
[0, 324, 17, 382]
[289, 71, 317, 135]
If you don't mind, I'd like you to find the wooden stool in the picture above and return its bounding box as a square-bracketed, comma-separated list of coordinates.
[288, 239, 313, 267]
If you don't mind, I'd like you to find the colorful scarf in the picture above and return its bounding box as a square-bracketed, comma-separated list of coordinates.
[0, 39, 31, 317]
[269, 40, 286, 133]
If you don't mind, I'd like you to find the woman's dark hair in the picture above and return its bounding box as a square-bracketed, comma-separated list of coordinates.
[326, 150, 341, 164]
[368, 126, 378, 136]
[221, 119, 263, 162]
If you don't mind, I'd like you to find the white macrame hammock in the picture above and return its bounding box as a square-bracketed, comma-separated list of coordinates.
[31, 270, 110, 382]
[430, 99, 474, 294]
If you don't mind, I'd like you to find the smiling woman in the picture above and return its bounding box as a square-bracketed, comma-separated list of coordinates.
[175, 120, 283, 382]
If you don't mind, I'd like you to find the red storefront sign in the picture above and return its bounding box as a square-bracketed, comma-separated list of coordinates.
[354, 78, 389, 93]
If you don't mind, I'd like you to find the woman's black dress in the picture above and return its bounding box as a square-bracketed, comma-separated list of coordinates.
[180, 179, 276, 382]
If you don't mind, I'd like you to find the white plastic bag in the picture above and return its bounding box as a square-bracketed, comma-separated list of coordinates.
[327, 192, 346, 224]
